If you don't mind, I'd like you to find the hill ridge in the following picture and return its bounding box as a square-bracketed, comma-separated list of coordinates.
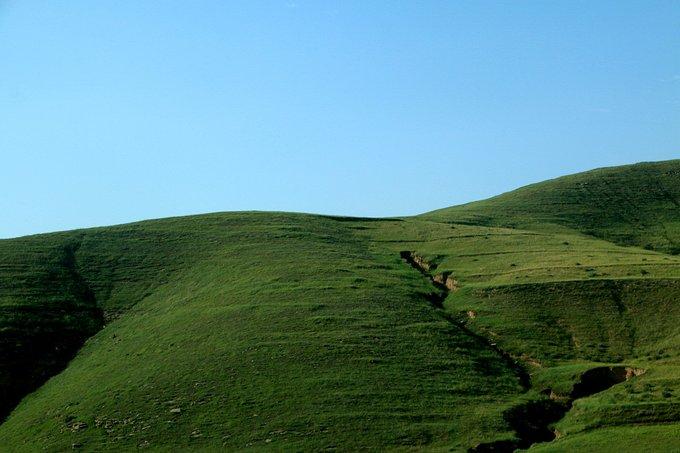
[422, 159, 680, 255]
[0, 160, 677, 451]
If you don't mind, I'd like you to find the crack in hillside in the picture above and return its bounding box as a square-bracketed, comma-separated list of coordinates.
[400, 251, 530, 390]
[399, 251, 646, 452]
[470, 363, 642, 453]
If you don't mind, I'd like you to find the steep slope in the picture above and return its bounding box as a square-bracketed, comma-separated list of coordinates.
[0, 237, 103, 422]
[423, 160, 680, 254]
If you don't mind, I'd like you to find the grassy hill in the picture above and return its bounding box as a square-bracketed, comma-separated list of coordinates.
[423, 160, 680, 254]
[0, 160, 678, 451]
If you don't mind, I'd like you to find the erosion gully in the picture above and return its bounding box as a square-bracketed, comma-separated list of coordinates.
[399, 251, 644, 452]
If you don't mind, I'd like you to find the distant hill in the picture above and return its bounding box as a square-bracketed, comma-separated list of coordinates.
[423, 160, 680, 254]
[0, 161, 678, 451]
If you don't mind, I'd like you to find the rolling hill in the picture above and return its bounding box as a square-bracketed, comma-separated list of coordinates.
[424, 160, 680, 254]
[0, 160, 678, 451]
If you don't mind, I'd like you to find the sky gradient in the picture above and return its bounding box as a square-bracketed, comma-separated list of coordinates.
[1, 1, 678, 238]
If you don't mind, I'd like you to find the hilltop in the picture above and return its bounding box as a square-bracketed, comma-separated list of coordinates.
[424, 160, 680, 254]
[0, 160, 678, 451]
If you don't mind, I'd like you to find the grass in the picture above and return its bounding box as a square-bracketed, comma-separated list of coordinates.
[0, 160, 678, 451]
[0, 214, 524, 451]
[423, 159, 680, 254]
[529, 424, 680, 452]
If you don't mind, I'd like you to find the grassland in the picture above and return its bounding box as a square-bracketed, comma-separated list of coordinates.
[424, 160, 680, 254]
[0, 160, 678, 451]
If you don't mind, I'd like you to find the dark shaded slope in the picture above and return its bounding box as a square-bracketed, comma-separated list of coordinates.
[0, 217, 220, 423]
[0, 236, 103, 421]
[423, 160, 680, 254]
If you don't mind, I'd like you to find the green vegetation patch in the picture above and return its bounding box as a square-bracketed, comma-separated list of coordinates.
[0, 161, 679, 451]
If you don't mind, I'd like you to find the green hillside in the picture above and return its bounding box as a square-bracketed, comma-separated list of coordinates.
[424, 160, 680, 254]
[0, 160, 678, 451]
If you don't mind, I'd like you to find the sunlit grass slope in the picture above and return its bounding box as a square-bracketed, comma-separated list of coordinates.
[359, 214, 680, 451]
[0, 160, 679, 452]
[363, 160, 680, 450]
[0, 213, 525, 451]
[423, 160, 680, 254]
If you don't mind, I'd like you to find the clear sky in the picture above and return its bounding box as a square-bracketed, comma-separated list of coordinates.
[1, 1, 678, 238]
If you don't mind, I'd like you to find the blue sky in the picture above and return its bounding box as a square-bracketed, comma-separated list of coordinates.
[1, 1, 678, 238]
